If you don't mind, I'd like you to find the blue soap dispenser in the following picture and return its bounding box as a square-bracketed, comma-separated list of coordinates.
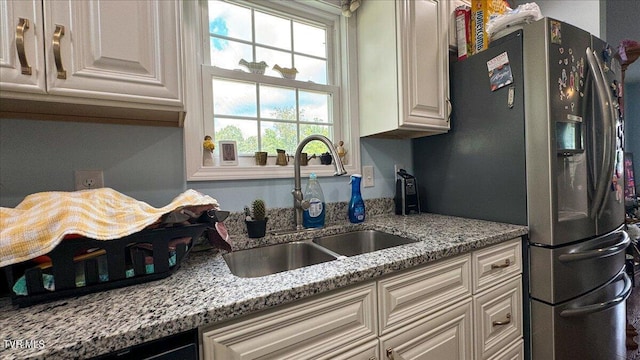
[349, 174, 365, 223]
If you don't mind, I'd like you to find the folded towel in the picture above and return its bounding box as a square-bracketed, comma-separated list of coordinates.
[486, 2, 543, 41]
[0, 188, 219, 268]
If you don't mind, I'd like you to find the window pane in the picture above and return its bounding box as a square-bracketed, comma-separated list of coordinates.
[212, 79, 257, 117]
[260, 85, 296, 120]
[293, 22, 326, 58]
[300, 124, 332, 155]
[261, 121, 297, 154]
[299, 91, 329, 123]
[255, 46, 291, 77]
[255, 11, 291, 50]
[214, 118, 258, 155]
[208, 1, 251, 42]
[210, 38, 252, 69]
[294, 55, 327, 84]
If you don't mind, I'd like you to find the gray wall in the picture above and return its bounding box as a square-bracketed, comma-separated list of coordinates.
[625, 83, 640, 192]
[0, 118, 412, 210]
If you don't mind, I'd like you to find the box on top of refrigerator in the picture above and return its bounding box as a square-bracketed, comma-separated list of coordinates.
[455, 5, 472, 60]
[471, 0, 510, 54]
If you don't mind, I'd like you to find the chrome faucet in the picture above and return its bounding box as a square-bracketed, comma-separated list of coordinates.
[292, 135, 347, 230]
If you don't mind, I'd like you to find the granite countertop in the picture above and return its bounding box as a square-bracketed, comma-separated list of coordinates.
[0, 213, 527, 360]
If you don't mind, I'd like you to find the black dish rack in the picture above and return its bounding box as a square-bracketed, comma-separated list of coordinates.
[3, 223, 208, 308]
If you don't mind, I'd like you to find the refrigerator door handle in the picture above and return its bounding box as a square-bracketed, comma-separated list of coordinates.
[585, 47, 614, 219]
[558, 230, 629, 262]
[559, 269, 632, 317]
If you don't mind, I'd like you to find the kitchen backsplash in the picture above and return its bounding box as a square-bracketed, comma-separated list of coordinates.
[223, 197, 394, 238]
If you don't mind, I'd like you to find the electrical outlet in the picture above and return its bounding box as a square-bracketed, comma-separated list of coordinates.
[394, 164, 404, 179]
[363, 165, 374, 187]
[75, 170, 104, 190]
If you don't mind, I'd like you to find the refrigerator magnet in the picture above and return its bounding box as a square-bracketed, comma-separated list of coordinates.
[487, 52, 514, 91]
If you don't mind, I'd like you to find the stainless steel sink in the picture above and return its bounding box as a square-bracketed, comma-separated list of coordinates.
[223, 242, 337, 278]
[312, 230, 418, 257]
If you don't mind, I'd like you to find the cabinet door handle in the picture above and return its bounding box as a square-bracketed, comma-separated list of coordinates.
[386, 347, 394, 360]
[491, 258, 511, 269]
[16, 17, 32, 75]
[492, 313, 512, 326]
[53, 24, 66, 79]
[446, 98, 452, 123]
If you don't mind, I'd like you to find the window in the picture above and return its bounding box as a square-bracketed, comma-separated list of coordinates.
[183, 0, 360, 181]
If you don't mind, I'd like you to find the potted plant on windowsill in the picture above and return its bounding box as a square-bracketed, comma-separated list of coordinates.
[244, 199, 268, 238]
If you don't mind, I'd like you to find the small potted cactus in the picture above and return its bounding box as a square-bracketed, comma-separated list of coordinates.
[245, 199, 268, 238]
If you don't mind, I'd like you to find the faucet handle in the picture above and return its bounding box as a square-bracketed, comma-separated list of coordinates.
[300, 199, 310, 210]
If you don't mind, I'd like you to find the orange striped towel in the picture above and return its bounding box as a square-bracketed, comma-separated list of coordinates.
[0, 188, 219, 267]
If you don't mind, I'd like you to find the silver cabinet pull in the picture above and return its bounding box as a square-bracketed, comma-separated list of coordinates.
[53, 24, 66, 79]
[16, 17, 32, 75]
[491, 258, 511, 269]
[492, 313, 511, 326]
[386, 347, 394, 360]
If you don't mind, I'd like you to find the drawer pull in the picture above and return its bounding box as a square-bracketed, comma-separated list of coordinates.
[386, 347, 394, 360]
[53, 24, 66, 79]
[16, 18, 32, 75]
[491, 258, 511, 269]
[492, 313, 512, 326]
[369, 357, 377, 360]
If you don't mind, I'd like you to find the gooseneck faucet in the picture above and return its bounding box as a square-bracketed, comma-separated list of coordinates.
[292, 135, 347, 230]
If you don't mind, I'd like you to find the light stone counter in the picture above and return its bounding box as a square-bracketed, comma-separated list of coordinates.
[0, 213, 527, 359]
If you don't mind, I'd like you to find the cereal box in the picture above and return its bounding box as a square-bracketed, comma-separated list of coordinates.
[471, 0, 510, 55]
[455, 5, 472, 60]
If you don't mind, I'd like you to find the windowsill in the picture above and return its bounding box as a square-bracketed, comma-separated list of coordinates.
[187, 162, 358, 181]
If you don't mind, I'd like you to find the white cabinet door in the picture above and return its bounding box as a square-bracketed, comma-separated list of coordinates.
[379, 298, 473, 360]
[202, 283, 377, 360]
[43, 0, 182, 106]
[0, 0, 46, 93]
[398, 0, 450, 131]
[358, 0, 449, 138]
[1, 0, 183, 125]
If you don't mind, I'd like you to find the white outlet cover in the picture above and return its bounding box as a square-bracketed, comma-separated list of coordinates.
[75, 170, 104, 190]
[363, 165, 374, 187]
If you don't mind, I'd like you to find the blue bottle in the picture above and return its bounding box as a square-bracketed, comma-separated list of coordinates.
[303, 173, 326, 228]
[349, 174, 365, 223]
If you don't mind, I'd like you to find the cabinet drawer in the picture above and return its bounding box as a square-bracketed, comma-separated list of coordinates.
[487, 338, 524, 360]
[201, 283, 377, 360]
[472, 238, 522, 293]
[380, 298, 473, 360]
[474, 277, 523, 360]
[378, 254, 471, 334]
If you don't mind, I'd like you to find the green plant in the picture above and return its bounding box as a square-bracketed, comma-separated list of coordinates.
[251, 199, 266, 221]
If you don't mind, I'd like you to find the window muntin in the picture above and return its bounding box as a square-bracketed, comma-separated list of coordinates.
[204, 0, 335, 157]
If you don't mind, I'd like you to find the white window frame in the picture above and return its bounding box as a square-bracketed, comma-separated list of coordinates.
[183, 0, 360, 181]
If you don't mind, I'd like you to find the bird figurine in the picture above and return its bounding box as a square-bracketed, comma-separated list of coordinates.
[239, 59, 268, 74]
[272, 64, 299, 80]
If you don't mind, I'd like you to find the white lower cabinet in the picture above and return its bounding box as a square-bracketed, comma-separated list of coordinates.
[201, 283, 377, 360]
[201, 238, 524, 360]
[380, 298, 473, 360]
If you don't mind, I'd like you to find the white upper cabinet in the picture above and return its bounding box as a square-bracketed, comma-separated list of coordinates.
[0, 0, 184, 126]
[357, 0, 450, 138]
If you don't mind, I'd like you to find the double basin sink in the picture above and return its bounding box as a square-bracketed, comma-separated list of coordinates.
[223, 230, 418, 278]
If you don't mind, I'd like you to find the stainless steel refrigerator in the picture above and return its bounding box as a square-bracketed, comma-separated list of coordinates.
[412, 18, 631, 360]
